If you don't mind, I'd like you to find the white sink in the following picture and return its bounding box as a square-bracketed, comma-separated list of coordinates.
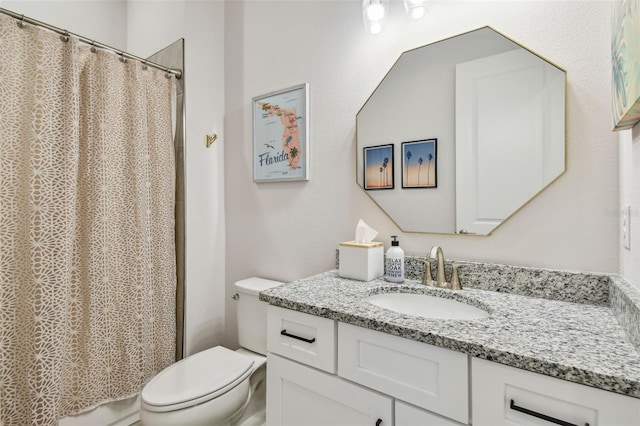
[365, 292, 489, 320]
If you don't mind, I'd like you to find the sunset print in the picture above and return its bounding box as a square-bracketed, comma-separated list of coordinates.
[364, 144, 394, 190]
[402, 139, 437, 188]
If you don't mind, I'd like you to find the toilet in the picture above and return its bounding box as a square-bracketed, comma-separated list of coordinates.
[139, 277, 283, 425]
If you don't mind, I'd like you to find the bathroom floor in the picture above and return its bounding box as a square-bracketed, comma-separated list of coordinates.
[129, 409, 265, 426]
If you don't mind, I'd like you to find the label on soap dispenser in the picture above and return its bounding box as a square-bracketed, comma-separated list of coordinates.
[385, 256, 404, 283]
[385, 255, 404, 283]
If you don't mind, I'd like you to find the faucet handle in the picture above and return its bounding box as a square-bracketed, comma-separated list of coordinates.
[422, 260, 433, 285]
[449, 264, 462, 290]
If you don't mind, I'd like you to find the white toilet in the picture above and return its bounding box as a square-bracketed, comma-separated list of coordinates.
[139, 277, 283, 425]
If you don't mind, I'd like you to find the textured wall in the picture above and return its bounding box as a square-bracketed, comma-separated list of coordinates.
[224, 0, 618, 347]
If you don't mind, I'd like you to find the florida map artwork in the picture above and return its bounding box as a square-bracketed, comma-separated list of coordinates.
[253, 84, 309, 181]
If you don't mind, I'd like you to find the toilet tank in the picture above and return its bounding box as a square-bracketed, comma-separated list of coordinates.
[235, 277, 283, 355]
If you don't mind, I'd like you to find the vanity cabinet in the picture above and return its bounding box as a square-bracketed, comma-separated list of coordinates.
[266, 305, 640, 426]
[472, 358, 640, 426]
[266, 306, 470, 425]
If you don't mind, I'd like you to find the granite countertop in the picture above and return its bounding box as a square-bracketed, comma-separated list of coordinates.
[259, 270, 640, 399]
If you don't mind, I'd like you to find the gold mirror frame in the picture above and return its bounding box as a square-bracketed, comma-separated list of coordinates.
[356, 27, 567, 235]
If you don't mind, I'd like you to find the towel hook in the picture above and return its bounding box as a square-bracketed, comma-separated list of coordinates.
[205, 134, 218, 148]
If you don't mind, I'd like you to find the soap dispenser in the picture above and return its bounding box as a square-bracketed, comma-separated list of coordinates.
[385, 236, 405, 283]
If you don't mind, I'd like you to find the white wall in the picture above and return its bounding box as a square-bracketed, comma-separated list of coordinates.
[224, 0, 618, 346]
[2, 0, 128, 50]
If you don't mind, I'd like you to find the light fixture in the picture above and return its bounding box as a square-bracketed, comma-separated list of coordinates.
[362, 0, 388, 35]
[403, 0, 426, 19]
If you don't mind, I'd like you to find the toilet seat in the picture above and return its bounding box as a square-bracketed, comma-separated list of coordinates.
[141, 346, 254, 413]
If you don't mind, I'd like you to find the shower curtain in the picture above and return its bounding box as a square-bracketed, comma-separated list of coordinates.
[0, 14, 176, 425]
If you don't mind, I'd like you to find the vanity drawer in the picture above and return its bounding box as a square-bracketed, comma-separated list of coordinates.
[472, 357, 640, 426]
[338, 322, 469, 424]
[267, 305, 337, 373]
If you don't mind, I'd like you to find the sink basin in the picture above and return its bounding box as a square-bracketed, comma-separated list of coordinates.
[365, 293, 489, 320]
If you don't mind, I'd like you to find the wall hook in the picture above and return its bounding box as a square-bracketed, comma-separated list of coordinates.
[205, 133, 218, 148]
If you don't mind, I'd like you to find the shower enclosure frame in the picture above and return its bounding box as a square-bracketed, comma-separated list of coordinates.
[147, 39, 186, 361]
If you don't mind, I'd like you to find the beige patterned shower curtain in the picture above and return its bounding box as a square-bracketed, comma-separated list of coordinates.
[0, 14, 176, 425]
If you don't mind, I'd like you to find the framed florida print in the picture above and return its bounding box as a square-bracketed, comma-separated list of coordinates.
[364, 144, 394, 190]
[253, 83, 309, 182]
[402, 139, 437, 188]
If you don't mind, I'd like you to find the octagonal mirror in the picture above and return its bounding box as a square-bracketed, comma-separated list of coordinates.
[356, 27, 566, 235]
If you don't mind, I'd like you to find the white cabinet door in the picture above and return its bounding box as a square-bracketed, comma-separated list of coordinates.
[472, 358, 640, 426]
[338, 322, 469, 424]
[267, 353, 393, 426]
[396, 401, 467, 426]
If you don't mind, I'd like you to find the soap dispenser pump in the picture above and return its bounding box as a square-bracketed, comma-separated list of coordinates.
[385, 236, 405, 283]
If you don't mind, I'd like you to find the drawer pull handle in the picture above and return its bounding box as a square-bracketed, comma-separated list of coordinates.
[510, 399, 589, 426]
[375, 419, 382, 426]
[280, 329, 316, 344]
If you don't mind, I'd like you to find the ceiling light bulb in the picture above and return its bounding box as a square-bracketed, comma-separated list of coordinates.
[366, 3, 385, 21]
[368, 22, 383, 34]
[363, 0, 388, 34]
[409, 6, 425, 19]
[403, 0, 427, 19]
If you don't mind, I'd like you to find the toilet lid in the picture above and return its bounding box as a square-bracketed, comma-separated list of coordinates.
[141, 346, 254, 410]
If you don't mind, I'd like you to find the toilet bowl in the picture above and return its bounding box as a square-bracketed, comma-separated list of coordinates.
[139, 278, 283, 425]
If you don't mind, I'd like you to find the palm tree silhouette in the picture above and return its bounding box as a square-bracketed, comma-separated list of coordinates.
[289, 146, 299, 168]
[383, 157, 389, 187]
[405, 150, 412, 185]
[427, 153, 433, 185]
[418, 157, 423, 186]
[379, 166, 384, 187]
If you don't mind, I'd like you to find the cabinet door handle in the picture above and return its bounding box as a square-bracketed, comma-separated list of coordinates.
[510, 399, 589, 426]
[375, 419, 382, 426]
[280, 329, 316, 344]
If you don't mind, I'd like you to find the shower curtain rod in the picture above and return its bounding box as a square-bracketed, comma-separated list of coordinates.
[0, 7, 183, 79]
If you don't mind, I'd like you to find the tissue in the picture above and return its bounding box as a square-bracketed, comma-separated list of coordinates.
[355, 219, 378, 244]
[339, 219, 383, 281]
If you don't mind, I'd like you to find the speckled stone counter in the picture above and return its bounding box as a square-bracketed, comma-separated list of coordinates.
[260, 270, 640, 399]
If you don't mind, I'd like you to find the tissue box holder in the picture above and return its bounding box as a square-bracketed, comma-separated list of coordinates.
[339, 241, 384, 281]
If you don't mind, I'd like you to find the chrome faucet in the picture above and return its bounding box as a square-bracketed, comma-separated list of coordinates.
[423, 246, 462, 290]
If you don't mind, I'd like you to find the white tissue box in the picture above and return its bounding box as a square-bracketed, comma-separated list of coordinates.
[338, 241, 384, 281]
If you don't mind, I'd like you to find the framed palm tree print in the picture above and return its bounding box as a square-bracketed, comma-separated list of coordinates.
[612, 0, 640, 130]
[363, 144, 394, 190]
[402, 139, 437, 188]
